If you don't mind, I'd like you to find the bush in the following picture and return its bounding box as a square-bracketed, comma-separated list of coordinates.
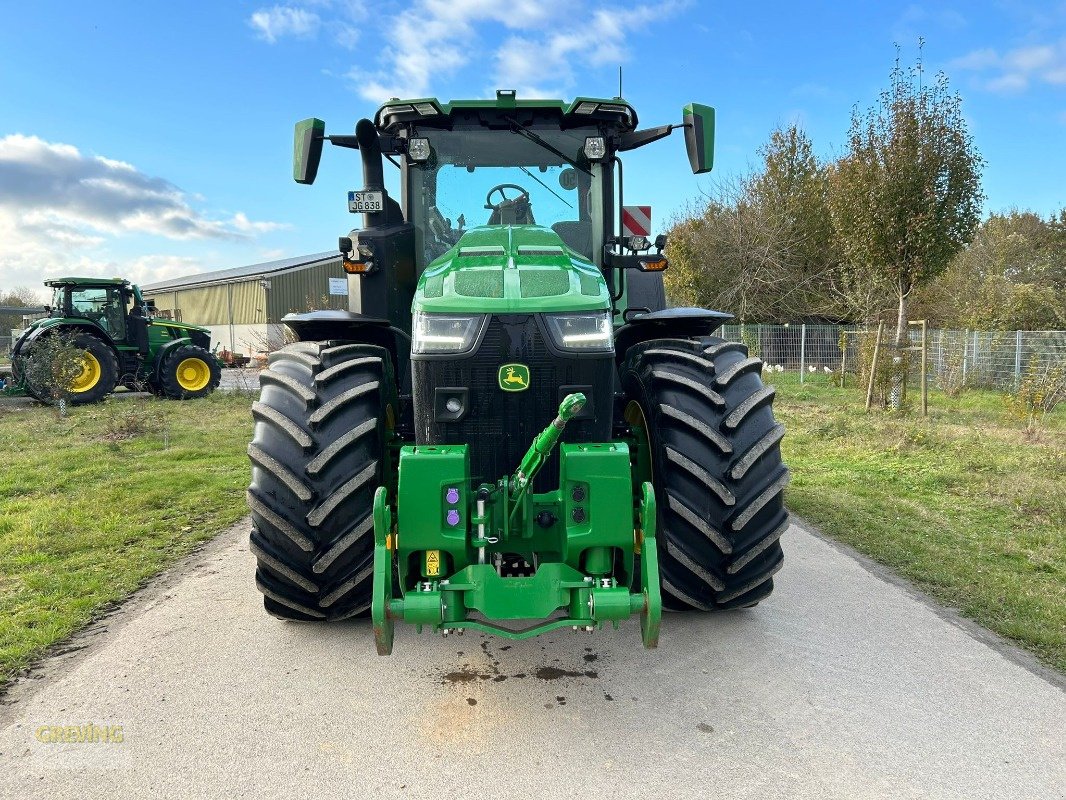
[99, 399, 166, 441]
[1005, 360, 1065, 438]
[16, 331, 85, 412]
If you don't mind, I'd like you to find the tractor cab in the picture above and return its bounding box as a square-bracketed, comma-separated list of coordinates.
[46, 277, 139, 343]
[292, 93, 716, 334]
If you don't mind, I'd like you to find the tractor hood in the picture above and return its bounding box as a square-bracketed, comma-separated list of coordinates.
[413, 226, 610, 314]
[150, 319, 210, 336]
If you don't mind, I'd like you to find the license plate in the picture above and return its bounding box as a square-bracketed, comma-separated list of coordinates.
[348, 190, 384, 213]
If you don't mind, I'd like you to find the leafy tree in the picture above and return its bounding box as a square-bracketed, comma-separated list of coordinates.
[0, 286, 45, 342]
[665, 124, 844, 322]
[915, 209, 1066, 329]
[828, 50, 984, 345]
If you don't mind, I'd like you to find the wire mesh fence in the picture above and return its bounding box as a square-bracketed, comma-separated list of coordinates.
[719, 323, 1066, 392]
[3, 322, 1064, 394]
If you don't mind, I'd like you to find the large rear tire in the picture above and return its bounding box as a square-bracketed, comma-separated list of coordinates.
[247, 341, 396, 621]
[621, 336, 789, 611]
[22, 332, 119, 406]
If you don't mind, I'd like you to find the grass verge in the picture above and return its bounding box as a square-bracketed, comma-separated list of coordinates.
[774, 373, 1065, 672]
[0, 392, 252, 688]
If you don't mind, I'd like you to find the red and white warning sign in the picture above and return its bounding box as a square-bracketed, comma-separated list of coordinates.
[622, 205, 652, 237]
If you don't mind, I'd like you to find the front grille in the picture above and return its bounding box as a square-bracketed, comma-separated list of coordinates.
[412, 314, 613, 490]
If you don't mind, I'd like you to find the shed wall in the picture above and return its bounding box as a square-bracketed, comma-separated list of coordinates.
[267, 258, 347, 320]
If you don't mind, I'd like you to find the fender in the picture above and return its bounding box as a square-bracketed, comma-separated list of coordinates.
[11, 320, 121, 363]
[613, 307, 733, 365]
[282, 310, 412, 393]
[151, 336, 195, 381]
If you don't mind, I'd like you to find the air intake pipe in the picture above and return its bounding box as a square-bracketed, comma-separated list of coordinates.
[355, 118, 403, 229]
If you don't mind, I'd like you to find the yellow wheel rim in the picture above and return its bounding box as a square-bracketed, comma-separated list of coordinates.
[175, 357, 211, 391]
[70, 352, 102, 393]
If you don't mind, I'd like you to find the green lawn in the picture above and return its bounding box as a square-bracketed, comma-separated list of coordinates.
[775, 373, 1065, 671]
[0, 392, 253, 687]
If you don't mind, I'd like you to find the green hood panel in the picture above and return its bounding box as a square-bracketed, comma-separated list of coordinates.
[414, 226, 610, 314]
[151, 320, 210, 336]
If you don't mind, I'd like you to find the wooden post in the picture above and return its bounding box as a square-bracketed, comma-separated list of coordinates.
[866, 321, 884, 411]
[916, 320, 928, 415]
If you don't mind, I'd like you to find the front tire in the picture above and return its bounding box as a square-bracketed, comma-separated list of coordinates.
[621, 336, 789, 611]
[160, 345, 221, 399]
[247, 341, 396, 621]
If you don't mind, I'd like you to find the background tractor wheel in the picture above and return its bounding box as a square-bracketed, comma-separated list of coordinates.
[159, 345, 221, 399]
[247, 341, 396, 621]
[621, 336, 790, 611]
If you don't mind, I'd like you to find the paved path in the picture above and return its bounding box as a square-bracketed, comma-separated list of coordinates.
[1, 520, 1062, 799]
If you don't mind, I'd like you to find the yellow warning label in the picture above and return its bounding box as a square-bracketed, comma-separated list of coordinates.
[425, 549, 441, 577]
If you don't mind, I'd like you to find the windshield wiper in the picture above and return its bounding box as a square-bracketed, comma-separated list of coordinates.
[504, 116, 592, 176]
[518, 166, 572, 208]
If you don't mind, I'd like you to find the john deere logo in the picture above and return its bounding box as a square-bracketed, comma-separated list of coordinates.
[498, 363, 530, 392]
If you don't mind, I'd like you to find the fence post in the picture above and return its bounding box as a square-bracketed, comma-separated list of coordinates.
[800, 324, 806, 384]
[1014, 330, 1023, 389]
[962, 328, 969, 384]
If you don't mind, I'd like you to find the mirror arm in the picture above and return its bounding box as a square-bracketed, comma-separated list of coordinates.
[326, 134, 360, 150]
[617, 124, 683, 152]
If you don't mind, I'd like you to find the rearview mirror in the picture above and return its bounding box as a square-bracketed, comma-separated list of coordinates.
[293, 118, 326, 185]
[682, 103, 715, 175]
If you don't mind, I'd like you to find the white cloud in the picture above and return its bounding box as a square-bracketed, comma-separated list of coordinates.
[892, 4, 967, 42]
[346, 1, 682, 102]
[229, 212, 289, 234]
[249, 5, 320, 43]
[494, 3, 686, 96]
[950, 39, 1066, 93]
[0, 135, 282, 286]
[249, 1, 366, 46]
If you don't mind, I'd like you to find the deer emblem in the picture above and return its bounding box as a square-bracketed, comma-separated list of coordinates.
[498, 363, 530, 391]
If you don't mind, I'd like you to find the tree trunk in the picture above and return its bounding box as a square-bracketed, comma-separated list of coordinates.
[894, 290, 909, 347]
[890, 288, 908, 409]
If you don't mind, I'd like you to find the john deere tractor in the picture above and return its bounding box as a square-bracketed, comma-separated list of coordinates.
[10, 277, 221, 404]
[248, 92, 789, 653]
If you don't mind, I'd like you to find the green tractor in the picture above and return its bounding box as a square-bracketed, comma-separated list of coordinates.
[10, 277, 221, 404]
[248, 92, 789, 653]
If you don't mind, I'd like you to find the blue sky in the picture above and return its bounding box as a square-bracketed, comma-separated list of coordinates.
[1, 0, 1064, 294]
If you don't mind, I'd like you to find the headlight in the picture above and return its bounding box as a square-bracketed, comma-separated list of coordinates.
[544, 311, 614, 352]
[411, 312, 485, 354]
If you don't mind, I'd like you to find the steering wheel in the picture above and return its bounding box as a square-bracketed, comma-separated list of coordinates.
[485, 183, 531, 211]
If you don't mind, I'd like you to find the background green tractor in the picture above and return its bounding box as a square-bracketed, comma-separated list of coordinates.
[248, 92, 789, 653]
[10, 277, 221, 404]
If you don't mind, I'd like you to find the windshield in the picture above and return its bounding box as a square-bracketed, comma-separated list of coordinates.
[54, 285, 127, 339]
[408, 128, 605, 266]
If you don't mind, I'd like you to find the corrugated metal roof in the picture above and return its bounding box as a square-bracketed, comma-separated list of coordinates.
[140, 251, 337, 293]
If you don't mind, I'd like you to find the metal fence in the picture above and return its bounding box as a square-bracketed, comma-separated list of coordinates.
[719, 323, 1066, 392]
[3, 323, 1063, 392]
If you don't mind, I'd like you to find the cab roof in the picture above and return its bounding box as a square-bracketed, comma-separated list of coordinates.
[374, 93, 638, 133]
[45, 277, 130, 288]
